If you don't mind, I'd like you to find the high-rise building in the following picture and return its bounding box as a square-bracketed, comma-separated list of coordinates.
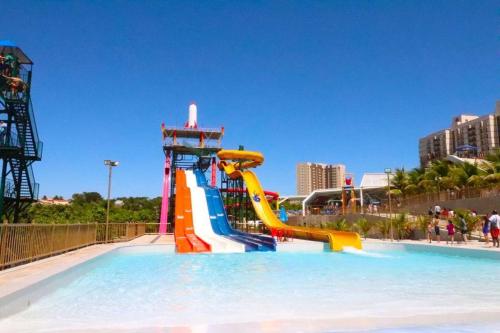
[296, 162, 346, 195]
[419, 101, 500, 166]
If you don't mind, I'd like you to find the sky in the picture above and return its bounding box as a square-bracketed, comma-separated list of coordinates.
[2, 0, 499, 198]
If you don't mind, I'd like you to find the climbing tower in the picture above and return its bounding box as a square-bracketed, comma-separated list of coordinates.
[0, 41, 43, 222]
[160, 103, 223, 233]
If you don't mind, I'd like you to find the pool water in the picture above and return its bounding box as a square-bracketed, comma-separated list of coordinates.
[1, 244, 500, 332]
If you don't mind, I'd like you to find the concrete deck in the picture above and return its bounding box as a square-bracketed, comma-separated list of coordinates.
[365, 237, 500, 252]
[0, 235, 174, 300]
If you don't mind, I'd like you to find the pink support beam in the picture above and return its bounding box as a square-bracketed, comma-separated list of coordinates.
[159, 152, 171, 234]
[211, 157, 216, 187]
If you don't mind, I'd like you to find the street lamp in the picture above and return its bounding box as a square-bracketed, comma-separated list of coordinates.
[104, 160, 119, 243]
[384, 168, 393, 242]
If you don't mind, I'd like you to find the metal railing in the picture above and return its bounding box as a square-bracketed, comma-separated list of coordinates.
[3, 179, 16, 198]
[145, 223, 161, 234]
[28, 99, 41, 157]
[0, 133, 21, 149]
[400, 185, 500, 207]
[0, 222, 147, 270]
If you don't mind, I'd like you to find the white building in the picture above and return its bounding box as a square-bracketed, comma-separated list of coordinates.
[419, 101, 500, 166]
[296, 162, 346, 195]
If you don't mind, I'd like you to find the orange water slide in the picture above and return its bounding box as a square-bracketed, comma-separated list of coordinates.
[174, 169, 211, 253]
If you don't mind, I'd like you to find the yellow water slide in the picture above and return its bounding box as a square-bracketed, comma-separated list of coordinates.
[217, 150, 362, 251]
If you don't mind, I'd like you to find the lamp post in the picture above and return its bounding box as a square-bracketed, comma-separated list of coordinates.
[104, 160, 119, 243]
[384, 168, 393, 241]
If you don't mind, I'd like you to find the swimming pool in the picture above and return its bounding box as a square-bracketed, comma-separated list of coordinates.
[1, 243, 500, 332]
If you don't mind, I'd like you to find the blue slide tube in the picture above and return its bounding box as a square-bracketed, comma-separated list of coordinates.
[194, 170, 276, 251]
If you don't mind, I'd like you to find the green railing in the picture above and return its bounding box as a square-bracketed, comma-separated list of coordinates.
[3, 179, 16, 199]
[0, 133, 21, 150]
[25, 164, 38, 199]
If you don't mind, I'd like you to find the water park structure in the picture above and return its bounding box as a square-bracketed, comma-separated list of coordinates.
[160, 103, 362, 252]
[0, 41, 42, 223]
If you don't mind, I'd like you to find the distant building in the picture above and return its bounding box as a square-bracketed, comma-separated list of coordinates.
[39, 197, 70, 205]
[296, 162, 346, 195]
[419, 101, 500, 166]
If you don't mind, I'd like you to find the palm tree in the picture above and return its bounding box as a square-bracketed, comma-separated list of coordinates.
[391, 168, 408, 195]
[407, 167, 425, 194]
[429, 160, 450, 178]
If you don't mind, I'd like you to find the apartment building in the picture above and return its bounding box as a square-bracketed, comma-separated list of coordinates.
[419, 101, 500, 166]
[296, 162, 346, 195]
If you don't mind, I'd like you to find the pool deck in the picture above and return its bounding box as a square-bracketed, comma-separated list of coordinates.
[0, 235, 175, 300]
[365, 237, 500, 252]
[1, 235, 498, 304]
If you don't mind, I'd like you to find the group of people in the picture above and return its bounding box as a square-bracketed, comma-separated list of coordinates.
[482, 210, 500, 248]
[426, 206, 500, 248]
[0, 52, 27, 97]
[428, 205, 456, 219]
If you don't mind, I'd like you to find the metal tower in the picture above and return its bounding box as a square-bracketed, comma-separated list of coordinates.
[0, 41, 42, 223]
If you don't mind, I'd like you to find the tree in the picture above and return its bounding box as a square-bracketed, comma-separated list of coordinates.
[72, 192, 104, 205]
[391, 168, 408, 195]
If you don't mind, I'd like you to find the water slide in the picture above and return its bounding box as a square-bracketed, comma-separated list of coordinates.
[173, 169, 210, 253]
[185, 170, 246, 253]
[217, 150, 362, 251]
[194, 170, 276, 251]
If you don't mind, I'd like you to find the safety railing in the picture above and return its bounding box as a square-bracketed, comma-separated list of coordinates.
[145, 223, 161, 234]
[28, 99, 40, 154]
[399, 185, 500, 208]
[0, 133, 21, 150]
[3, 179, 16, 199]
[0, 222, 147, 270]
[95, 223, 146, 243]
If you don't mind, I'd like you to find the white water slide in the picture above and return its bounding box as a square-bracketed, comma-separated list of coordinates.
[185, 170, 245, 253]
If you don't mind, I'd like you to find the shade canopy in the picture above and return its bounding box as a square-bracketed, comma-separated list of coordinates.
[456, 145, 478, 152]
[0, 40, 33, 65]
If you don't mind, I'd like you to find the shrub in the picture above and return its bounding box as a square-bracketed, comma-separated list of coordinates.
[377, 220, 391, 239]
[392, 213, 414, 240]
[416, 215, 429, 236]
[334, 218, 350, 231]
[355, 218, 372, 239]
[453, 209, 481, 236]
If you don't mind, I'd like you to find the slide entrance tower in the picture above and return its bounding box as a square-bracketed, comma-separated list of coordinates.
[0, 42, 42, 223]
[160, 103, 223, 233]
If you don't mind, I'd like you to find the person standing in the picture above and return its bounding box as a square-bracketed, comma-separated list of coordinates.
[434, 205, 441, 217]
[434, 214, 441, 243]
[459, 216, 468, 244]
[446, 220, 455, 245]
[489, 210, 500, 248]
[482, 215, 491, 246]
[0, 120, 7, 145]
[427, 221, 433, 243]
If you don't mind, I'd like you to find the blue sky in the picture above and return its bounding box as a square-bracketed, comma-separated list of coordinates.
[2, 0, 499, 198]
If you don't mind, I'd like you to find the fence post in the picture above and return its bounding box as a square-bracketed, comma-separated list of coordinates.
[77, 224, 81, 247]
[50, 224, 56, 254]
[0, 225, 8, 267]
[94, 223, 98, 243]
[27, 225, 35, 262]
[64, 224, 69, 251]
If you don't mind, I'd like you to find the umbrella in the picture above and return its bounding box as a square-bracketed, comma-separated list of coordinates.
[456, 145, 478, 152]
[0, 40, 33, 65]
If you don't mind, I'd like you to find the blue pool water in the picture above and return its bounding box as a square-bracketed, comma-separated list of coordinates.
[1, 244, 500, 332]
